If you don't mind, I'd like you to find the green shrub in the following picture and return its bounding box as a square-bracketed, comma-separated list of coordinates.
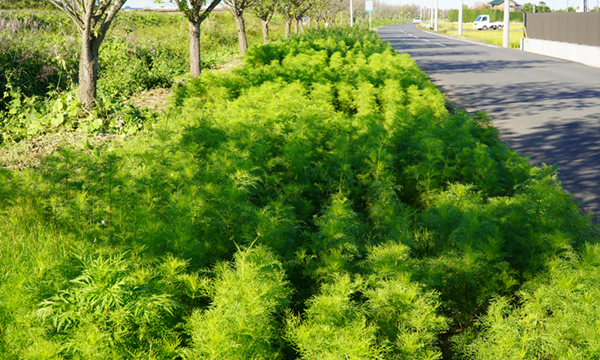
[286, 275, 382, 360]
[97, 37, 186, 99]
[185, 245, 291, 360]
[0, 12, 78, 113]
[33, 253, 182, 359]
[364, 242, 449, 360]
[455, 244, 600, 359]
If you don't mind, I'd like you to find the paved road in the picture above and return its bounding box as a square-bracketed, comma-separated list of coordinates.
[378, 23, 600, 219]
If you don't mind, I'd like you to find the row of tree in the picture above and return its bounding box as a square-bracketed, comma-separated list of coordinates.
[43, 0, 412, 110]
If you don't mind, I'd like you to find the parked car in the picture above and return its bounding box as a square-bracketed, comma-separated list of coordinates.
[413, 17, 421, 24]
[473, 14, 503, 30]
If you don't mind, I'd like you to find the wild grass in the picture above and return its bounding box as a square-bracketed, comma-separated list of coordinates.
[0, 10, 293, 146]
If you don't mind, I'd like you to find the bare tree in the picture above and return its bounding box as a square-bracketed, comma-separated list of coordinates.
[250, 0, 279, 43]
[307, 0, 344, 29]
[45, 0, 127, 108]
[172, 0, 222, 77]
[351, 0, 366, 25]
[278, 0, 294, 37]
[223, 0, 256, 54]
[279, 0, 320, 37]
[286, 0, 314, 34]
[307, 0, 327, 29]
[322, 0, 348, 27]
[294, 0, 314, 34]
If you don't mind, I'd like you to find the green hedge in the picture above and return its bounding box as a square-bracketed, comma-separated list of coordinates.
[449, 9, 523, 22]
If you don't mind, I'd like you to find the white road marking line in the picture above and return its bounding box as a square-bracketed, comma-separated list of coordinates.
[422, 39, 430, 42]
[436, 43, 445, 47]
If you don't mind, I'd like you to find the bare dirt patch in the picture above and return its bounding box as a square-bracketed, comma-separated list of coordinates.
[211, 58, 244, 73]
[0, 131, 121, 170]
[128, 88, 172, 112]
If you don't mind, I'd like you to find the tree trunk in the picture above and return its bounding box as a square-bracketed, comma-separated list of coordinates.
[261, 19, 269, 44]
[189, 20, 201, 77]
[307, 17, 311, 30]
[315, 20, 319, 30]
[294, 19, 299, 34]
[79, 36, 100, 109]
[285, 20, 291, 38]
[234, 15, 248, 55]
[300, 18, 305, 33]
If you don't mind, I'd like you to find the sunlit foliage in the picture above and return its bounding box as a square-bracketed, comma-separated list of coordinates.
[0, 26, 597, 359]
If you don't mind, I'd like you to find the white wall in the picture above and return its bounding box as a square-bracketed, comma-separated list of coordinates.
[522, 37, 600, 68]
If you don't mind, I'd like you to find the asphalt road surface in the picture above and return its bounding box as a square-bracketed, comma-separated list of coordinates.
[378, 23, 600, 219]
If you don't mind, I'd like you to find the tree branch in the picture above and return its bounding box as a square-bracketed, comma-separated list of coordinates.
[98, 0, 128, 43]
[201, 0, 222, 21]
[48, 0, 84, 32]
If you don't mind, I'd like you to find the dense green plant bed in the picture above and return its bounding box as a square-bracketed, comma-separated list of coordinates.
[0, 27, 597, 359]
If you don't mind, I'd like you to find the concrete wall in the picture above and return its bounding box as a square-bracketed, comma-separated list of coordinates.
[521, 37, 600, 68]
[524, 13, 600, 47]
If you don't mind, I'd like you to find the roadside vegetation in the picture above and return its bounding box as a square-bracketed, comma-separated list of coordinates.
[1, 20, 599, 359]
[0, 8, 409, 151]
[420, 19, 523, 48]
[0, 10, 287, 148]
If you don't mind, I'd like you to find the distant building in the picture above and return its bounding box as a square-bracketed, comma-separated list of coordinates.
[488, 0, 523, 11]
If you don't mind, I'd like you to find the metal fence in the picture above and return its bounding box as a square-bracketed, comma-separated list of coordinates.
[524, 12, 600, 47]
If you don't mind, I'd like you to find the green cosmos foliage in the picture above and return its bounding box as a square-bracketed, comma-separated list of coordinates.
[454, 244, 600, 359]
[35, 253, 181, 359]
[411, 167, 588, 327]
[363, 242, 448, 359]
[285, 274, 382, 360]
[185, 244, 291, 360]
[0, 26, 598, 359]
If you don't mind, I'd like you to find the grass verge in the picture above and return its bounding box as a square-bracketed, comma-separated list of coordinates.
[420, 19, 523, 48]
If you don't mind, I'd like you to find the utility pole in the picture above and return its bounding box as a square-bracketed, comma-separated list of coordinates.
[502, 0, 510, 47]
[430, 0, 433, 28]
[458, 0, 463, 35]
[434, 0, 438, 30]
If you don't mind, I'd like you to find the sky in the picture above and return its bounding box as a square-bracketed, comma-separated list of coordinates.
[123, 0, 597, 13]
